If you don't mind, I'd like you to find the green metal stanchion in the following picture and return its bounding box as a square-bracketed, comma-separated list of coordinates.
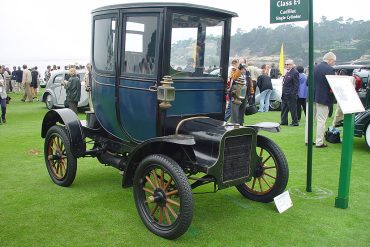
[335, 113, 355, 209]
[306, 0, 314, 192]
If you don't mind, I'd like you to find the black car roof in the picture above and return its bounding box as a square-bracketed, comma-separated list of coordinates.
[92, 2, 238, 17]
[333, 64, 370, 70]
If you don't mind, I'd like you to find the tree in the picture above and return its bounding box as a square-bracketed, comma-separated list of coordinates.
[229, 17, 370, 66]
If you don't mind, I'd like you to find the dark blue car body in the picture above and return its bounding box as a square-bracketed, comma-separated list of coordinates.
[41, 3, 289, 239]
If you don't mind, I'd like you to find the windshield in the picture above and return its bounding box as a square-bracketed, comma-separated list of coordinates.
[169, 13, 224, 78]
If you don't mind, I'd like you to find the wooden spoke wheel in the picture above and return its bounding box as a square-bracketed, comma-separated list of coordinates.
[44, 126, 77, 187]
[133, 154, 193, 239]
[236, 135, 288, 203]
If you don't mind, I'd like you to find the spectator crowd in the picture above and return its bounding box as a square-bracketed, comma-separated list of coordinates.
[1, 53, 344, 149]
[225, 52, 339, 148]
[0, 63, 87, 125]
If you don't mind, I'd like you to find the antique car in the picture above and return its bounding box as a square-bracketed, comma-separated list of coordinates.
[354, 88, 370, 150]
[41, 69, 89, 109]
[41, 3, 289, 239]
[333, 64, 370, 107]
[355, 109, 370, 150]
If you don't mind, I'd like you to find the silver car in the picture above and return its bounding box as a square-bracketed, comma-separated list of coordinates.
[254, 78, 283, 111]
[41, 70, 88, 109]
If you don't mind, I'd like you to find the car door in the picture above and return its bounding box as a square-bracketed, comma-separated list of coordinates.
[118, 11, 162, 141]
[59, 73, 68, 106]
[77, 72, 88, 107]
[52, 73, 66, 106]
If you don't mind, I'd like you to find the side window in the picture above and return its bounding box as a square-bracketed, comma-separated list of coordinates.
[64, 73, 70, 81]
[93, 18, 116, 71]
[170, 13, 224, 78]
[54, 74, 64, 84]
[123, 15, 158, 75]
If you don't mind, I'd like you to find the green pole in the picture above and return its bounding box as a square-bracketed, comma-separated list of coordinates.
[306, 0, 314, 192]
[335, 113, 355, 209]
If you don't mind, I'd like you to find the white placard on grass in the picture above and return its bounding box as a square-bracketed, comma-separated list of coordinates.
[326, 75, 365, 114]
[274, 191, 293, 213]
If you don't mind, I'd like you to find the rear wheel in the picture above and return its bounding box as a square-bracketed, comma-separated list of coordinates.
[133, 154, 193, 239]
[236, 135, 288, 202]
[44, 125, 77, 186]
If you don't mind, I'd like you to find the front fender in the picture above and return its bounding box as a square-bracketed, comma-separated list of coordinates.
[41, 109, 86, 158]
[247, 122, 281, 133]
[122, 135, 195, 188]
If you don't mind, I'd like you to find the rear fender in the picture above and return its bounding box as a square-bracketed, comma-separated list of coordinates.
[41, 109, 86, 157]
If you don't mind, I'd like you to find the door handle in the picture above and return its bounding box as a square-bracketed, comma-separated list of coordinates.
[149, 85, 157, 91]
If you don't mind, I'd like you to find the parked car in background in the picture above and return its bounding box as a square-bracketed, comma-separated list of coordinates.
[39, 78, 46, 88]
[333, 64, 370, 106]
[255, 78, 282, 110]
[209, 68, 220, 76]
[354, 107, 370, 151]
[212, 67, 283, 111]
[41, 70, 88, 109]
[353, 66, 370, 88]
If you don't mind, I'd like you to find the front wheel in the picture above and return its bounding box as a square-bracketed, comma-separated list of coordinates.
[133, 154, 193, 239]
[44, 125, 77, 187]
[269, 100, 281, 111]
[236, 135, 289, 202]
[365, 123, 370, 151]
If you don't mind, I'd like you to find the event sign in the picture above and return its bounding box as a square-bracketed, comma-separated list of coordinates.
[270, 0, 308, 23]
[326, 75, 365, 114]
[274, 191, 293, 213]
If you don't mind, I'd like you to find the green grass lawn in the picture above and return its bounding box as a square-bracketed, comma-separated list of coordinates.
[1, 92, 369, 246]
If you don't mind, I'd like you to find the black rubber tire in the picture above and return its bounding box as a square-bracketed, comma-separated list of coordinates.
[44, 125, 77, 187]
[365, 123, 370, 151]
[269, 100, 281, 111]
[236, 135, 289, 203]
[133, 154, 193, 239]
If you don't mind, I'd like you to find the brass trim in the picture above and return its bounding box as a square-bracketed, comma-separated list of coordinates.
[175, 116, 209, 135]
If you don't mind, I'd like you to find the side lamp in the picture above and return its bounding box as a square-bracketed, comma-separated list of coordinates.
[158, 75, 175, 109]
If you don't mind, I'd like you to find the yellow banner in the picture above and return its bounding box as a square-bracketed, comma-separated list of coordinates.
[279, 43, 284, 77]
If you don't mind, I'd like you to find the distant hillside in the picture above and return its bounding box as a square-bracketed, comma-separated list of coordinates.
[230, 17, 370, 66]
